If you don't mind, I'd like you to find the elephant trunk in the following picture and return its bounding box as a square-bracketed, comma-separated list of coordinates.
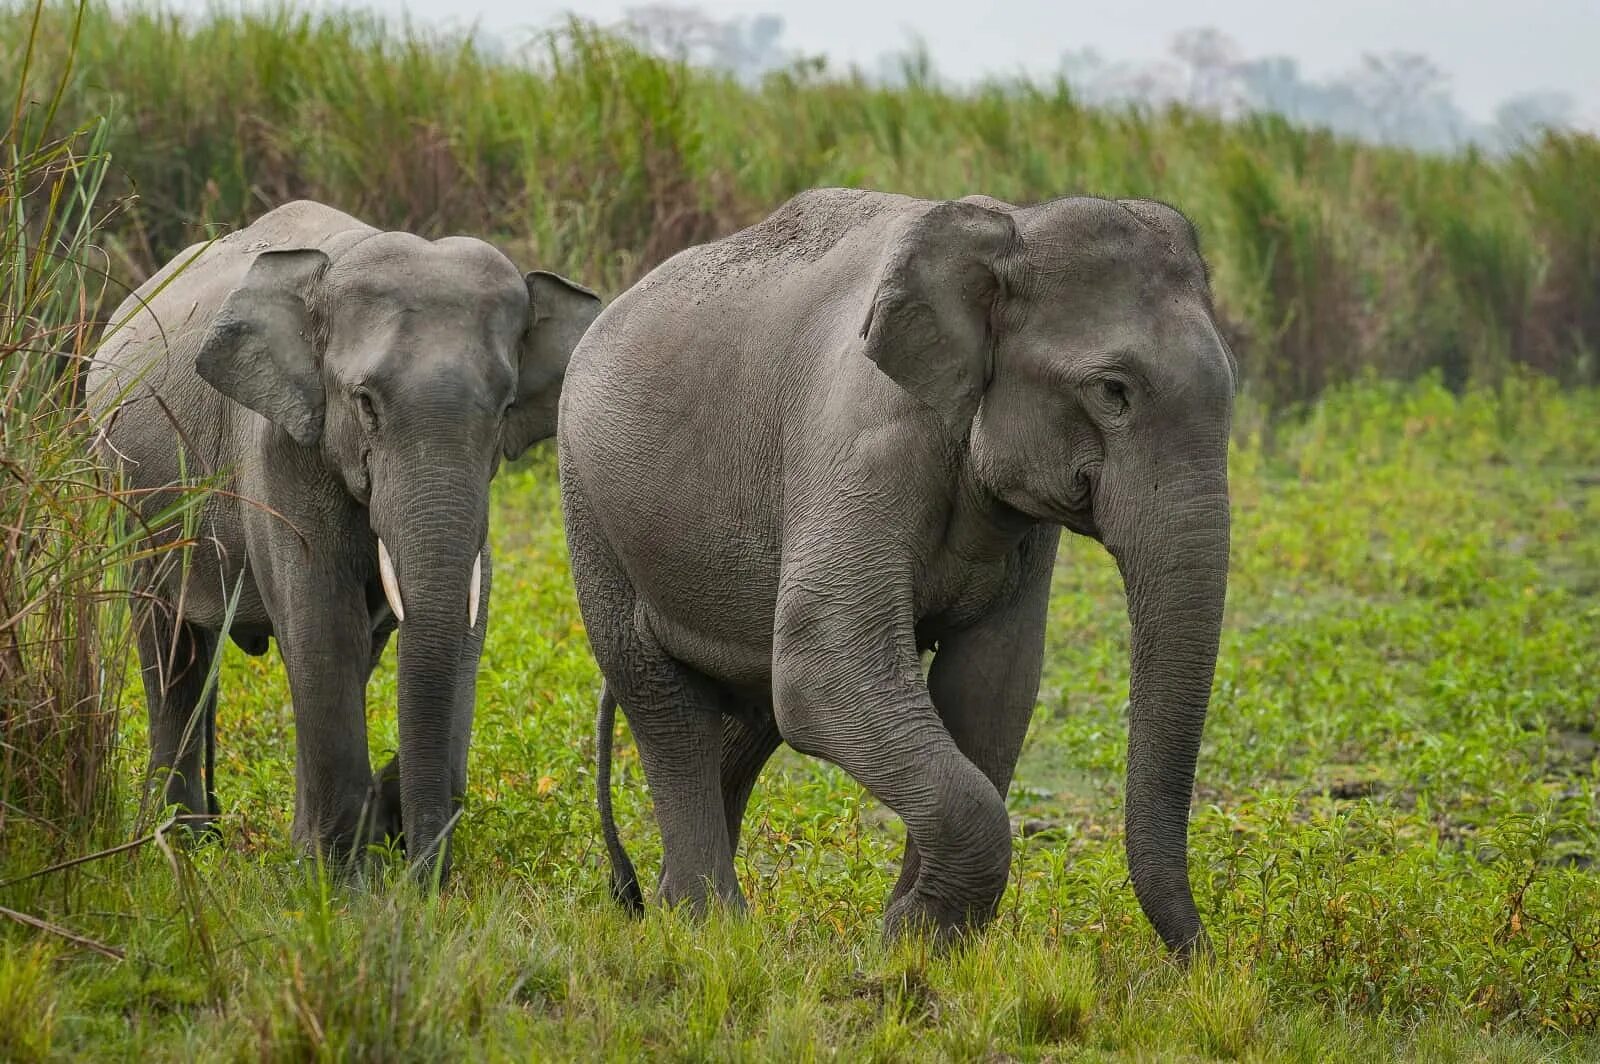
[371, 457, 487, 884]
[1102, 468, 1230, 955]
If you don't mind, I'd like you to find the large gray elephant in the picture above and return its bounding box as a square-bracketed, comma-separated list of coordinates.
[562, 189, 1233, 954]
[88, 200, 600, 878]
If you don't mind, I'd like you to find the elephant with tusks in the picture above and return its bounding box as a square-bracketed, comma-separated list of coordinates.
[88, 199, 600, 879]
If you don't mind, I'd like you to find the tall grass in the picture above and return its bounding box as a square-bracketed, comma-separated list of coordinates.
[0, 0, 203, 855]
[1, 7, 1599, 1055]
[1517, 134, 1600, 381]
[0, 1, 1595, 403]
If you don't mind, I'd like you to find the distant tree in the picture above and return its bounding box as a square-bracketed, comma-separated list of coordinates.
[619, 10, 1583, 152]
[1057, 46, 1113, 103]
[1118, 59, 1184, 107]
[1493, 90, 1577, 148]
[1169, 27, 1243, 115]
[1235, 55, 1322, 123]
[620, 5, 790, 83]
[872, 38, 941, 90]
[728, 14, 785, 80]
[1343, 51, 1471, 149]
[1058, 44, 1180, 109]
[620, 4, 714, 58]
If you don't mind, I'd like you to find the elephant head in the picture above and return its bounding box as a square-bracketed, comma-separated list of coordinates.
[863, 196, 1234, 954]
[194, 233, 600, 875]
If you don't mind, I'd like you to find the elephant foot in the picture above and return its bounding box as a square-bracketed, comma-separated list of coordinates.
[289, 767, 404, 876]
[883, 889, 996, 949]
[152, 779, 223, 848]
[367, 757, 406, 854]
[657, 873, 748, 918]
[172, 812, 223, 848]
[655, 856, 748, 916]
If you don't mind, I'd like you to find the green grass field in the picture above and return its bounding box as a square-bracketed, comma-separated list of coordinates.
[5, 3, 1600, 1059]
[4, 377, 1598, 1060]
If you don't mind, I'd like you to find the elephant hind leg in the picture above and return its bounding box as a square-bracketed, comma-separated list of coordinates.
[594, 686, 774, 914]
[135, 606, 221, 839]
[609, 644, 742, 914]
[720, 710, 781, 857]
[565, 478, 742, 915]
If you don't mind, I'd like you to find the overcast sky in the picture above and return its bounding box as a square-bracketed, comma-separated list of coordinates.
[189, 1, 1600, 126]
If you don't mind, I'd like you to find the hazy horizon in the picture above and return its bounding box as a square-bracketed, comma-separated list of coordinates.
[161, 0, 1600, 130]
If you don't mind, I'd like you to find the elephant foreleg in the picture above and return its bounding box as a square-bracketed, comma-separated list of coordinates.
[892, 527, 1060, 908]
[773, 573, 1014, 945]
[263, 559, 376, 863]
[365, 627, 404, 847]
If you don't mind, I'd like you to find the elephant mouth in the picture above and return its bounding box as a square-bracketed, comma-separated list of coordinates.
[1060, 508, 1099, 539]
[1052, 463, 1100, 537]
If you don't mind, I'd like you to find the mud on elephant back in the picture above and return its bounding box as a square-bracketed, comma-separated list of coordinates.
[87, 199, 601, 882]
[566, 188, 1233, 957]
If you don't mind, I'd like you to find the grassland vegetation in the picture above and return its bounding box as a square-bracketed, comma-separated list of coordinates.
[2, 2, 1598, 1059]
[4, 374, 1597, 1060]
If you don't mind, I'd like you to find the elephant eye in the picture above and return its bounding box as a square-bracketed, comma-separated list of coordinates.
[1096, 378, 1129, 416]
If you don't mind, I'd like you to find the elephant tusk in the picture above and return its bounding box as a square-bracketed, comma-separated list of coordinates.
[377, 538, 405, 623]
[468, 551, 482, 630]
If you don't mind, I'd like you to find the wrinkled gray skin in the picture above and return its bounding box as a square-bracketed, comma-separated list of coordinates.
[563, 189, 1233, 954]
[88, 200, 601, 879]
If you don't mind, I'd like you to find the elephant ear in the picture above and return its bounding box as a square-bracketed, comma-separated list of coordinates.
[859, 200, 1016, 437]
[503, 270, 602, 459]
[195, 248, 328, 447]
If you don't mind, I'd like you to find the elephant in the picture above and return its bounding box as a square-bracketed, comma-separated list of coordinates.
[562, 188, 1234, 955]
[87, 199, 601, 879]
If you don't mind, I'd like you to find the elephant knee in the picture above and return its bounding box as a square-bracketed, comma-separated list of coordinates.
[770, 676, 816, 756]
[770, 652, 842, 759]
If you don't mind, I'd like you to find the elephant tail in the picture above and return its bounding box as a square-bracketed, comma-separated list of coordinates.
[596, 681, 644, 914]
